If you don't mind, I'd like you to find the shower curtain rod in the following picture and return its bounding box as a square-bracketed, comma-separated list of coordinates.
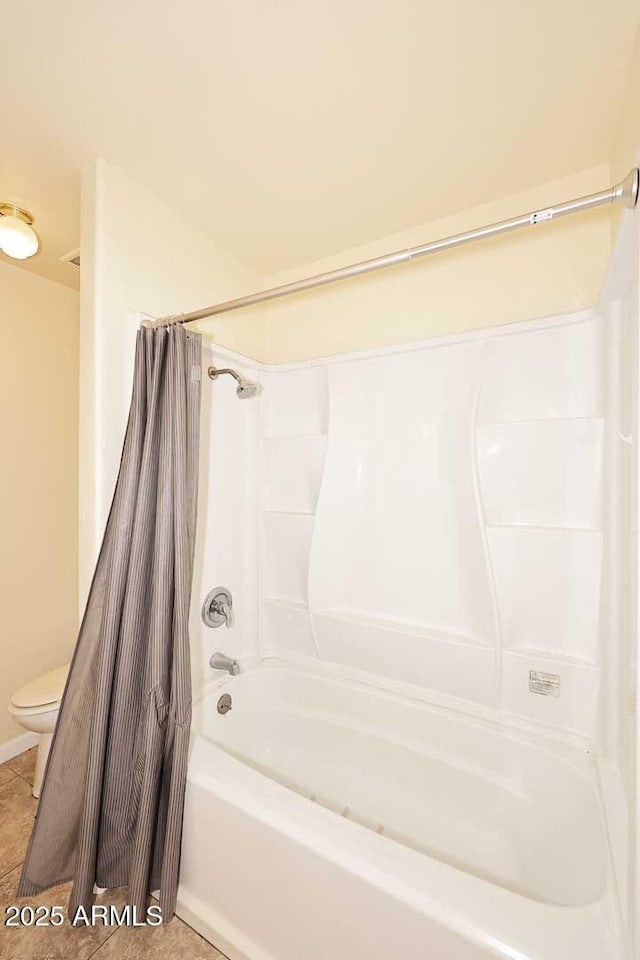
[172, 168, 639, 326]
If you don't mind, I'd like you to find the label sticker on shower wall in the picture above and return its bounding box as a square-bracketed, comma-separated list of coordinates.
[529, 670, 560, 697]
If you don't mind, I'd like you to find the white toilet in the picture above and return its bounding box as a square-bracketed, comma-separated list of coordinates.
[8, 663, 69, 798]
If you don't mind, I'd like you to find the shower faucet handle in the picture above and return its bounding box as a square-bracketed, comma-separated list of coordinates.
[202, 587, 234, 628]
[216, 597, 234, 628]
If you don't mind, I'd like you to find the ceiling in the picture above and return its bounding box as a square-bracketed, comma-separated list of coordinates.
[1, 0, 638, 291]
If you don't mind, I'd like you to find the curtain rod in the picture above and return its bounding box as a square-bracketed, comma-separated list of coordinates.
[172, 168, 639, 326]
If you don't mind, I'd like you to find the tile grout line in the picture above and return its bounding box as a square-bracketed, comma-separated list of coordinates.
[1, 760, 37, 793]
[0, 861, 23, 884]
[6, 751, 37, 778]
[0, 774, 38, 802]
[82, 924, 121, 959]
[2, 758, 38, 793]
[11, 771, 36, 790]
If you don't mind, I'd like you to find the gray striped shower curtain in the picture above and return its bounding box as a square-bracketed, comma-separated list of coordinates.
[18, 323, 202, 921]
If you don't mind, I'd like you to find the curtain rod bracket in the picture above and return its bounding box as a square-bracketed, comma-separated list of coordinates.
[615, 167, 639, 209]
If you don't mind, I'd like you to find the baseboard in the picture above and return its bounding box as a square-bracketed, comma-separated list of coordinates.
[0, 731, 39, 765]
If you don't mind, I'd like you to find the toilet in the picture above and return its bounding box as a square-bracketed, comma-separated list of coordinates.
[8, 663, 69, 798]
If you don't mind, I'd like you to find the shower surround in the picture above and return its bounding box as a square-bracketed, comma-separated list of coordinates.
[180, 226, 637, 960]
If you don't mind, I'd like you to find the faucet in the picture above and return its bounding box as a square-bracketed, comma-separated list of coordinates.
[210, 652, 240, 676]
[213, 595, 234, 628]
[202, 587, 234, 628]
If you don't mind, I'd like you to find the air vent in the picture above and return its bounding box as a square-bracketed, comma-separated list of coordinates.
[60, 247, 80, 268]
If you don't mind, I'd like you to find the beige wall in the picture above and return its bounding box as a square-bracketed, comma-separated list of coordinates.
[610, 24, 640, 241]
[80, 161, 264, 605]
[0, 259, 79, 744]
[612, 24, 640, 181]
[257, 164, 613, 363]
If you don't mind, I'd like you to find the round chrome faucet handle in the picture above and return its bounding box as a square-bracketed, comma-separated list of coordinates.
[202, 587, 234, 628]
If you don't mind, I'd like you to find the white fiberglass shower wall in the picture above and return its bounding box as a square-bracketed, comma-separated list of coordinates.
[256, 307, 626, 744]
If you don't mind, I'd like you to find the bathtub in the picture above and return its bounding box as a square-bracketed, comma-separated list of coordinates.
[177, 659, 623, 960]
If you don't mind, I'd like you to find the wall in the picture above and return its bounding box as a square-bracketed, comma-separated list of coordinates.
[611, 24, 640, 195]
[80, 161, 266, 695]
[255, 306, 626, 743]
[190, 343, 260, 694]
[80, 153, 637, 717]
[0, 260, 79, 744]
[259, 165, 613, 363]
[79, 160, 264, 607]
[608, 27, 640, 953]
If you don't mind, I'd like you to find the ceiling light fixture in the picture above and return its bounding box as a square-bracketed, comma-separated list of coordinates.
[0, 203, 39, 260]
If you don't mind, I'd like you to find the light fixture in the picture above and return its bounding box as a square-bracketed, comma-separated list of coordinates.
[0, 203, 39, 260]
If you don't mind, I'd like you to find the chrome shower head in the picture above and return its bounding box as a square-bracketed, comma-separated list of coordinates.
[207, 365, 262, 399]
[236, 378, 262, 399]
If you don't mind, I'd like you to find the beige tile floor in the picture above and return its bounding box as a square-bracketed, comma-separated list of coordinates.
[0, 747, 228, 960]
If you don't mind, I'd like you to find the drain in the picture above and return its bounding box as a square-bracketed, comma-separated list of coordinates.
[217, 694, 232, 715]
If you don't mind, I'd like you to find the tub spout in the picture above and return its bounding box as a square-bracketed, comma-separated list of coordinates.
[210, 652, 240, 676]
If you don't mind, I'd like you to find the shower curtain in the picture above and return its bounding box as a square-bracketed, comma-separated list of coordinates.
[18, 323, 202, 921]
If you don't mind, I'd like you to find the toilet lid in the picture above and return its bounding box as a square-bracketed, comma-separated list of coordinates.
[11, 663, 70, 709]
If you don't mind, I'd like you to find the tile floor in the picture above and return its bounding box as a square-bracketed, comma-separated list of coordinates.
[0, 746, 228, 960]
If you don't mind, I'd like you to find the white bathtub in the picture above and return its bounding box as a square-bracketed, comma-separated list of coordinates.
[177, 659, 623, 960]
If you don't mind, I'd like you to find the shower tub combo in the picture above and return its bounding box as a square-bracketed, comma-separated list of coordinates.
[177, 269, 635, 960]
[177, 660, 622, 960]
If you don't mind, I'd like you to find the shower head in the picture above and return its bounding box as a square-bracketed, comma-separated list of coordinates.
[207, 365, 263, 399]
[235, 378, 262, 399]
